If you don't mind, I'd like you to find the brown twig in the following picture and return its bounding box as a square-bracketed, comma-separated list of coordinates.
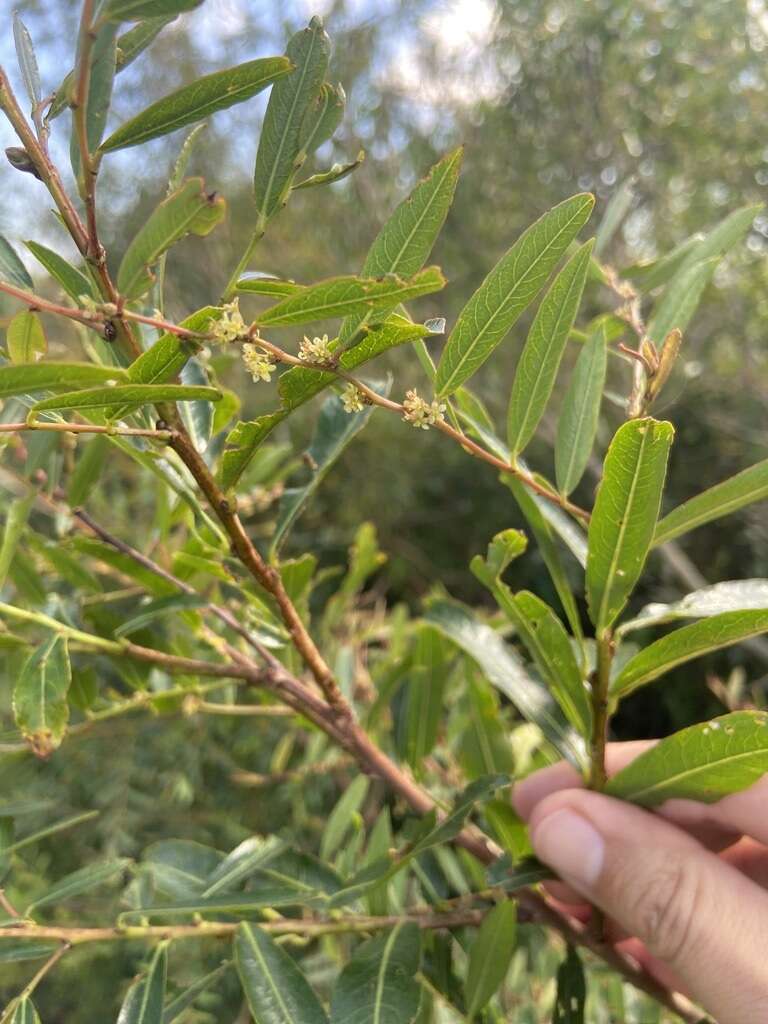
[0, 422, 174, 439]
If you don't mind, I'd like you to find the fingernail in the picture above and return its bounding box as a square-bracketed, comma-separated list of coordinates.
[531, 809, 605, 891]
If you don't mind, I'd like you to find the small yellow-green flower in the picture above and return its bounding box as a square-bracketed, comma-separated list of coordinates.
[402, 388, 446, 429]
[212, 299, 247, 344]
[298, 333, 334, 365]
[242, 342, 276, 383]
[341, 383, 365, 413]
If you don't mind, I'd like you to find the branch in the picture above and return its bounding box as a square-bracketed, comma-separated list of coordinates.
[72, 0, 99, 258]
[0, 422, 175, 440]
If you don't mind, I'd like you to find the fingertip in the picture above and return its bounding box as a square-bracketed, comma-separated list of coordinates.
[512, 761, 583, 820]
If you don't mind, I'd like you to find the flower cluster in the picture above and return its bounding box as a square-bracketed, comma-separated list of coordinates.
[211, 299, 247, 344]
[242, 342, 276, 383]
[298, 333, 334, 365]
[340, 383, 365, 413]
[401, 388, 446, 429]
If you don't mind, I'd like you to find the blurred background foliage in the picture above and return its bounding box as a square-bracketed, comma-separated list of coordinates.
[1, 1, 767, 1017]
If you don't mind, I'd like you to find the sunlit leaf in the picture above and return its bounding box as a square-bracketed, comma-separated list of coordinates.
[6, 310, 46, 364]
[292, 152, 365, 191]
[555, 321, 608, 497]
[465, 902, 517, 1017]
[298, 80, 345, 156]
[30, 383, 220, 415]
[235, 923, 329, 1024]
[0, 235, 33, 289]
[618, 579, 768, 635]
[102, 0, 204, 21]
[12, 13, 41, 111]
[25, 241, 93, 302]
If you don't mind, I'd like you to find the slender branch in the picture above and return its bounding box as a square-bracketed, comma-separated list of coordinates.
[72, 0, 100, 258]
[0, 422, 175, 440]
[588, 631, 613, 792]
[0, 942, 71, 1024]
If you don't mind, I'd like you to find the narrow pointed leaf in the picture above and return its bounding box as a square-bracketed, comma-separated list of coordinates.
[162, 961, 232, 1023]
[436, 193, 594, 397]
[256, 268, 445, 327]
[68, 434, 109, 507]
[179, 358, 213, 451]
[298, 81, 345, 156]
[235, 276, 303, 297]
[117, 943, 168, 1024]
[594, 178, 635, 257]
[555, 322, 608, 496]
[618, 579, 768, 635]
[101, 58, 291, 152]
[13, 636, 71, 757]
[0, 943, 58, 965]
[25, 241, 93, 302]
[0, 363, 126, 399]
[6, 310, 46, 364]
[646, 257, 719, 345]
[116, 16, 178, 70]
[292, 153, 364, 191]
[12, 14, 41, 111]
[586, 418, 673, 632]
[465, 902, 517, 1017]
[102, 0, 204, 21]
[339, 147, 463, 343]
[507, 239, 593, 457]
[678, 204, 761, 272]
[30, 383, 220, 415]
[553, 947, 586, 1024]
[0, 492, 36, 589]
[253, 18, 330, 228]
[235, 923, 329, 1024]
[425, 598, 585, 767]
[605, 711, 768, 806]
[10, 999, 40, 1024]
[330, 923, 421, 1024]
[611, 610, 768, 699]
[70, 20, 118, 173]
[202, 836, 287, 898]
[3, 811, 99, 857]
[118, 178, 226, 298]
[320, 775, 369, 861]
[0, 236, 33, 289]
[127, 307, 218, 385]
[654, 458, 768, 547]
[26, 857, 129, 913]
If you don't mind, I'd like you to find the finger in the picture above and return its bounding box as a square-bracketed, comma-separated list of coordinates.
[529, 789, 768, 1023]
[722, 836, 768, 889]
[512, 741, 655, 820]
[659, 775, 768, 846]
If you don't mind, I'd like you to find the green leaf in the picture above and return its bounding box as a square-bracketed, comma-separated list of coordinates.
[0, 236, 33, 289]
[339, 147, 463, 343]
[127, 307, 219, 385]
[142, 839, 223, 900]
[425, 598, 585, 767]
[605, 710, 768, 806]
[678, 204, 761, 272]
[622, 234, 704, 292]
[400, 627, 451, 772]
[0, 362, 127, 399]
[255, 268, 445, 327]
[298, 81, 345, 156]
[654, 458, 768, 547]
[464, 902, 517, 1017]
[30, 383, 220, 415]
[586, 418, 674, 632]
[292, 152, 365, 192]
[179, 358, 214, 451]
[12, 635, 71, 758]
[70, 20, 118, 174]
[594, 178, 635, 257]
[3, 810, 98, 857]
[113, 593, 206, 637]
[202, 836, 287, 898]
[235, 923, 329, 1024]
[645, 257, 719, 345]
[618, 579, 768, 635]
[435, 193, 595, 397]
[10, 999, 40, 1024]
[118, 178, 226, 298]
[101, 57, 291, 153]
[116, 943, 168, 1024]
[116, 16, 178, 71]
[507, 239, 593, 457]
[330, 923, 422, 1024]
[162, 961, 232, 1023]
[235, 276, 303, 297]
[6, 311, 46, 364]
[320, 775, 369, 861]
[0, 943, 59, 965]
[271, 384, 384, 554]
[555, 322, 608, 497]
[26, 857, 129, 914]
[0, 492, 36, 590]
[610, 610, 768, 699]
[25, 241, 93, 302]
[68, 433, 109, 507]
[102, 0, 204, 21]
[553, 947, 586, 1024]
[12, 13, 41, 111]
[253, 18, 330, 228]
[502, 477, 584, 645]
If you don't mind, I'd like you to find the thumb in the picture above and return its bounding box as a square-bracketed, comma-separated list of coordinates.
[530, 789, 768, 1024]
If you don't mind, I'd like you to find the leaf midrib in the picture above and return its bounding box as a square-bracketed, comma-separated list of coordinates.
[373, 924, 401, 1024]
[558, 335, 602, 495]
[615, 744, 768, 803]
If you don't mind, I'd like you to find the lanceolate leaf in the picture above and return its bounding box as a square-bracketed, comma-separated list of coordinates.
[0, 363, 127, 399]
[26, 857, 129, 913]
[298, 81, 345, 156]
[101, 57, 291, 152]
[127, 307, 218, 385]
[117, 178, 226, 298]
[610, 610, 768, 699]
[320, 776, 369, 861]
[0, 235, 34, 289]
[70, 19, 118, 173]
[68, 434, 110, 507]
[116, 943, 168, 1024]
[12, 635, 71, 757]
[162, 961, 232, 1023]
[116, 16, 178, 71]
[255, 268, 445, 327]
[435, 193, 595, 397]
[30, 383, 220, 415]
[618, 579, 768, 635]
[555, 322, 608, 497]
[330, 923, 422, 1024]
[12, 13, 42, 111]
[654, 458, 768, 547]
[0, 492, 36, 589]
[236, 276, 303, 297]
[6, 310, 46, 364]
[586, 418, 674, 632]
[10, 998, 41, 1024]
[464, 902, 517, 1018]
[553, 947, 586, 1024]
[339, 147, 463, 343]
[605, 710, 768, 806]
[25, 241, 93, 302]
[102, 0, 204, 21]
[253, 18, 330, 229]
[235, 923, 329, 1024]
[507, 239, 593, 457]
[646, 257, 718, 345]
[425, 597, 585, 767]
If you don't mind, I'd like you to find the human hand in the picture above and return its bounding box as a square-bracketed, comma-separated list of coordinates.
[513, 743, 768, 1024]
